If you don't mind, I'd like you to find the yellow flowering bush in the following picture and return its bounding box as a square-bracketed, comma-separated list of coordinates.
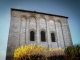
[14, 44, 47, 60]
[14, 44, 65, 60]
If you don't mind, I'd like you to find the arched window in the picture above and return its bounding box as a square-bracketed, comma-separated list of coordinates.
[41, 31, 46, 42]
[51, 33, 55, 42]
[30, 31, 35, 41]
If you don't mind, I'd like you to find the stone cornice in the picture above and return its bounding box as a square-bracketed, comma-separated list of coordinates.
[11, 8, 68, 19]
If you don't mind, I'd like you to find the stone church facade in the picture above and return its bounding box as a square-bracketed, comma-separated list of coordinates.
[6, 8, 73, 60]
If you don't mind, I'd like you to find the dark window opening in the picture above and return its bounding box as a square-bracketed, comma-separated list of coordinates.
[30, 31, 35, 41]
[41, 31, 46, 42]
[51, 33, 55, 42]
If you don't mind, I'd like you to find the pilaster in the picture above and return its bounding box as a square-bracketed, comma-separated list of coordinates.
[45, 16, 51, 48]
[36, 14, 40, 45]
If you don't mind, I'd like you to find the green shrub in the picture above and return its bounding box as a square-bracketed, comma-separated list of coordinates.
[65, 44, 80, 60]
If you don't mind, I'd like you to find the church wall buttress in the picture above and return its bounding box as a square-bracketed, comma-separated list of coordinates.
[61, 18, 73, 48]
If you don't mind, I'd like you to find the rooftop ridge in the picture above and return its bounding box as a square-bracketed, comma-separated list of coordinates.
[11, 8, 68, 19]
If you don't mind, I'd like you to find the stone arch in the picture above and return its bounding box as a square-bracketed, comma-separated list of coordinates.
[55, 20, 61, 27]
[40, 14, 45, 19]
[49, 16, 54, 20]
[35, 14, 40, 18]
[29, 29, 36, 33]
[40, 18, 45, 23]
[20, 15, 27, 30]
[39, 18, 46, 29]
[29, 16, 36, 30]
[20, 15, 27, 20]
[48, 20, 55, 32]
[50, 30, 55, 34]
[29, 16, 36, 22]
[40, 29, 46, 33]
[49, 20, 54, 26]
[30, 15, 36, 18]
[57, 20, 61, 23]
[29, 29, 36, 41]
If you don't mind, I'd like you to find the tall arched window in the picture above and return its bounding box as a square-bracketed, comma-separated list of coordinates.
[30, 31, 35, 41]
[41, 31, 46, 42]
[51, 33, 55, 42]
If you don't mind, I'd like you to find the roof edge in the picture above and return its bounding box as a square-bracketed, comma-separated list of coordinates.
[11, 8, 68, 19]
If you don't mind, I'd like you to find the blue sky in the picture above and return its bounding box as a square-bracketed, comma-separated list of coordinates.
[0, 0, 80, 60]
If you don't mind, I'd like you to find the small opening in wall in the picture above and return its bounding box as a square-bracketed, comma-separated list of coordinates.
[41, 31, 46, 42]
[30, 31, 35, 41]
[51, 33, 55, 42]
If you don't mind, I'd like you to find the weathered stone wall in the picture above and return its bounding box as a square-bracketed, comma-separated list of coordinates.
[6, 9, 73, 60]
[61, 18, 73, 48]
